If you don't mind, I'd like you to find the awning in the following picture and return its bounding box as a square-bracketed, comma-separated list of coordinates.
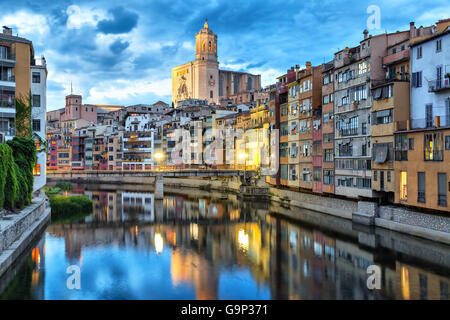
[374, 144, 388, 164]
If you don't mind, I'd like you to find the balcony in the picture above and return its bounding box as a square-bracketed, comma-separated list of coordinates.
[0, 101, 15, 108]
[411, 116, 450, 130]
[428, 78, 450, 93]
[383, 50, 409, 66]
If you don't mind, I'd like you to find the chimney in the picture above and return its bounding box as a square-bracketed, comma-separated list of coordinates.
[410, 22, 416, 38]
[2, 26, 12, 36]
[306, 61, 312, 70]
[363, 29, 369, 40]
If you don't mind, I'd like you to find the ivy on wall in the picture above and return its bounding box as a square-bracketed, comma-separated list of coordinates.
[0, 137, 36, 210]
[14, 93, 32, 138]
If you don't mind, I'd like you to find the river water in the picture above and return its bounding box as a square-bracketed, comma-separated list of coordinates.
[0, 183, 449, 300]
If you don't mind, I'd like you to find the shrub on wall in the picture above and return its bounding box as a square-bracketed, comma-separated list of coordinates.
[49, 195, 92, 221]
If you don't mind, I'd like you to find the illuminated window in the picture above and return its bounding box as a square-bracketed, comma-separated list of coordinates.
[202, 40, 206, 52]
[33, 164, 41, 176]
[34, 140, 41, 151]
[400, 171, 407, 200]
[424, 132, 443, 161]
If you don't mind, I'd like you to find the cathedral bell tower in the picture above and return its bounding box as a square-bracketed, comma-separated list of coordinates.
[195, 19, 218, 62]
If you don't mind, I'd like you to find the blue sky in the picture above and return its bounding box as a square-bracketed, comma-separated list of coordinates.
[1, 0, 448, 111]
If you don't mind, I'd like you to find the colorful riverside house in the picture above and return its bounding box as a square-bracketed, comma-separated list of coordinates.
[297, 62, 322, 192]
[278, 68, 297, 187]
[46, 127, 61, 170]
[122, 114, 154, 171]
[71, 126, 88, 170]
[287, 67, 300, 189]
[321, 61, 335, 195]
[266, 84, 278, 185]
[370, 22, 431, 203]
[394, 19, 450, 213]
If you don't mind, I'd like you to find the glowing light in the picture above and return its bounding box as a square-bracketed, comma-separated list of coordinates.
[190, 223, 199, 240]
[154, 232, 163, 254]
[401, 267, 410, 300]
[238, 153, 248, 160]
[238, 229, 249, 252]
[154, 152, 164, 160]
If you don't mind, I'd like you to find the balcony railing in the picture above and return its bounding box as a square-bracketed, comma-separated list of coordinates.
[0, 128, 15, 136]
[0, 76, 15, 83]
[0, 101, 15, 108]
[383, 50, 409, 66]
[0, 53, 15, 61]
[428, 78, 450, 92]
[411, 116, 450, 130]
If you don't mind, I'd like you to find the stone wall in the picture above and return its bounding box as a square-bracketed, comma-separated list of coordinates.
[379, 205, 450, 233]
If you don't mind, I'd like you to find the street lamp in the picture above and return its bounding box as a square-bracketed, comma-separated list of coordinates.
[154, 151, 164, 171]
[238, 152, 248, 183]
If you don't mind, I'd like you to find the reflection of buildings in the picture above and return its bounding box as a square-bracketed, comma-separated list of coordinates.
[171, 250, 219, 299]
[122, 192, 154, 222]
[36, 186, 450, 300]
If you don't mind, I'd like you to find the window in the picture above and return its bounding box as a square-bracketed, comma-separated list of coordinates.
[418, 172, 425, 203]
[32, 72, 40, 83]
[417, 46, 422, 59]
[436, 39, 442, 52]
[323, 170, 334, 186]
[362, 122, 367, 135]
[395, 135, 408, 161]
[358, 61, 369, 75]
[323, 133, 333, 143]
[33, 164, 41, 176]
[387, 170, 391, 182]
[280, 164, 288, 180]
[426, 104, 433, 128]
[438, 173, 447, 207]
[412, 71, 423, 88]
[424, 132, 443, 161]
[409, 138, 414, 150]
[210, 90, 213, 98]
[32, 95, 40, 107]
[280, 143, 289, 158]
[290, 142, 298, 158]
[373, 109, 393, 125]
[400, 171, 407, 200]
[324, 149, 333, 162]
[330, 93, 334, 102]
[323, 95, 329, 104]
[323, 113, 329, 123]
[289, 164, 297, 181]
[32, 119, 41, 132]
[313, 167, 322, 182]
[374, 170, 377, 181]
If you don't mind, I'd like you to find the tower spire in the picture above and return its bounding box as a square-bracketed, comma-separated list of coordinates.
[204, 18, 208, 29]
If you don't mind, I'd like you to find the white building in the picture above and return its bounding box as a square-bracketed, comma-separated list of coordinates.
[31, 57, 47, 191]
[122, 114, 155, 170]
[410, 24, 450, 129]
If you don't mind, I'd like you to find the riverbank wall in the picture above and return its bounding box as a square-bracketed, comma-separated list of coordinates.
[47, 173, 450, 245]
[0, 197, 51, 279]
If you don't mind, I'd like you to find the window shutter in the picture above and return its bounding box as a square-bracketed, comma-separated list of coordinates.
[412, 72, 417, 88]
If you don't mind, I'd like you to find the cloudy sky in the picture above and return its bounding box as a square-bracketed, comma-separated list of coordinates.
[1, 0, 448, 111]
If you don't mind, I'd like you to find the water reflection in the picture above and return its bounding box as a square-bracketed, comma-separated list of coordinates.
[0, 185, 449, 300]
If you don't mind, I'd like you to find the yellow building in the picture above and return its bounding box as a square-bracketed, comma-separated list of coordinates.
[172, 20, 260, 107]
[0, 26, 35, 139]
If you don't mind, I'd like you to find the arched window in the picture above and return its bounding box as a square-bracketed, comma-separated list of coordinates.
[202, 41, 206, 52]
[209, 41, 212, 52]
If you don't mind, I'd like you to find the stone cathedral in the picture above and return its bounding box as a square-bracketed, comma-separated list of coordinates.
[171, 20, 261, 107]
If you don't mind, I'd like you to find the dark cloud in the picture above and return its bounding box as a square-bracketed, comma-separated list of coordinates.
[109, 39, 130, 54]
[97, 6, 139, 34]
